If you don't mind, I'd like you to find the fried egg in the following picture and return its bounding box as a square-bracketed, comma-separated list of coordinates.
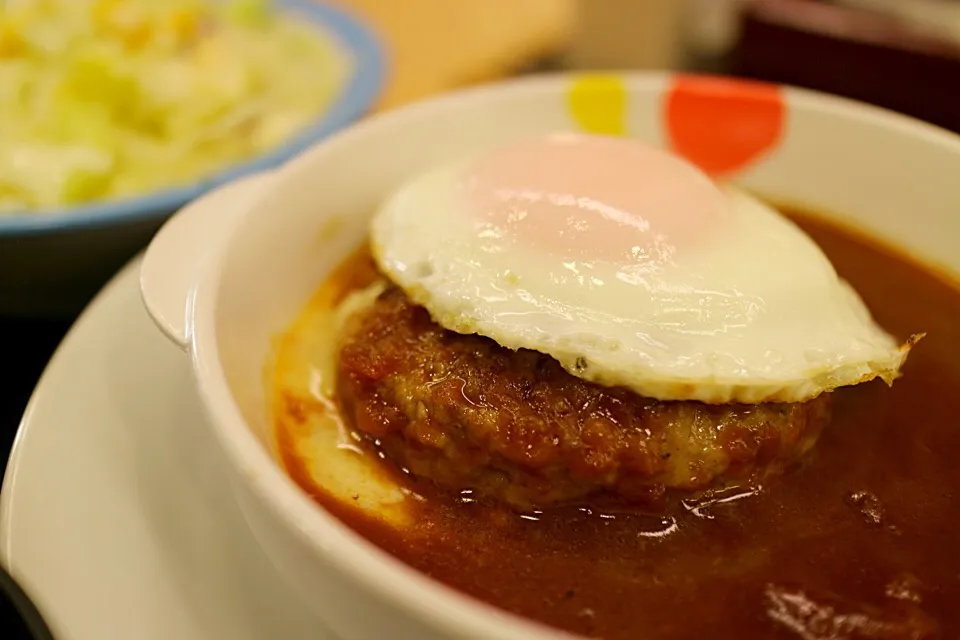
[370, 133, 915, 403]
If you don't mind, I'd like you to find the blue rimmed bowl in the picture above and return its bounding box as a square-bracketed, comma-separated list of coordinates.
[0, 0, 386, 316]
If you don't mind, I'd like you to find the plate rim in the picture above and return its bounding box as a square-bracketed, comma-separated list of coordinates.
[0, 254, 145, 554]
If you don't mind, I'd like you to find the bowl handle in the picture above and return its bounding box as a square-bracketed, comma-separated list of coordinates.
[140, 171, 277, 350]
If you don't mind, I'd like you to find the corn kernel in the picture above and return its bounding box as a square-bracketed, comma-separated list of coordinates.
[91, 0, 120, 29]
[168, 8, 200, 44]
[0, 20, 26, 59]
[92, 0, 153, 50]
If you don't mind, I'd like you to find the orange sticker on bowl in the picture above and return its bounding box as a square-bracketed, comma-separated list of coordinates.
[665, 75, 785, 176]
[568, 75, 627, 136]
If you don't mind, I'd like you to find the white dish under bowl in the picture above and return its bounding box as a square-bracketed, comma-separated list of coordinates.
[139, 73, 960, 640]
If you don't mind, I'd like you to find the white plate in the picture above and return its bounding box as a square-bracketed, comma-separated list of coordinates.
[0, 256, 336, 640]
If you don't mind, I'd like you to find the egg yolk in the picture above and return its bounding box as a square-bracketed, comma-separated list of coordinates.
[462, 133, 729, 266]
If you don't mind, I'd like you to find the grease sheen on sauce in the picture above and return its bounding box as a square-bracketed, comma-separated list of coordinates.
[277, 210, 960, 640]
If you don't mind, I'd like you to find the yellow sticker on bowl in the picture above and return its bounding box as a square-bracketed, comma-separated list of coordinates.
[567, 75, 627, 136]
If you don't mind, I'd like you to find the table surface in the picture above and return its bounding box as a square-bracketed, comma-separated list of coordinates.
[0, 2, 574, 636]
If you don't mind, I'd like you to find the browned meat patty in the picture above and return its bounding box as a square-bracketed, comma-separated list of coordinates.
[337, 286, 832, 509]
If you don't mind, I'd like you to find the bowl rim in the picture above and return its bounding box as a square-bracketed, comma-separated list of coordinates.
[190, 72, 960, 640]
[0, 0, 386, 237]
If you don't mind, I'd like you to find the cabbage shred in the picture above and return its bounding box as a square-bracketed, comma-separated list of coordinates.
[0, 0, 348, 212]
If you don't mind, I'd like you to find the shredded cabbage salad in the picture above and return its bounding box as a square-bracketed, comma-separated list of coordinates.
[0, 0, 348, 212]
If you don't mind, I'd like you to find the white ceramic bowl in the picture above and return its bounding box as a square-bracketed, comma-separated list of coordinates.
[139, 73, 960, 640]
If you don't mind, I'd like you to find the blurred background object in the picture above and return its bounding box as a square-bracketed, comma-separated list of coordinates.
[671, 0, 960, 134]
[331, 0, 577, 107]
[730, 0, 960, 134]
[836, 0, 960, 43]
[566, 0, 686, 69]
[683, 0, 748, 70]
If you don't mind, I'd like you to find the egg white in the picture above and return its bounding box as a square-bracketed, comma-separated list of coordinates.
[370, 152, 915, 404]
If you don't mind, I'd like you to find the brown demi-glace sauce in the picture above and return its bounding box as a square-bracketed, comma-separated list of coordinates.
[278, 210, 960, 640]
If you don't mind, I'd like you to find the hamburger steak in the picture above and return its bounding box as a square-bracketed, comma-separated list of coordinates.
[337, 286, 832, 509]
